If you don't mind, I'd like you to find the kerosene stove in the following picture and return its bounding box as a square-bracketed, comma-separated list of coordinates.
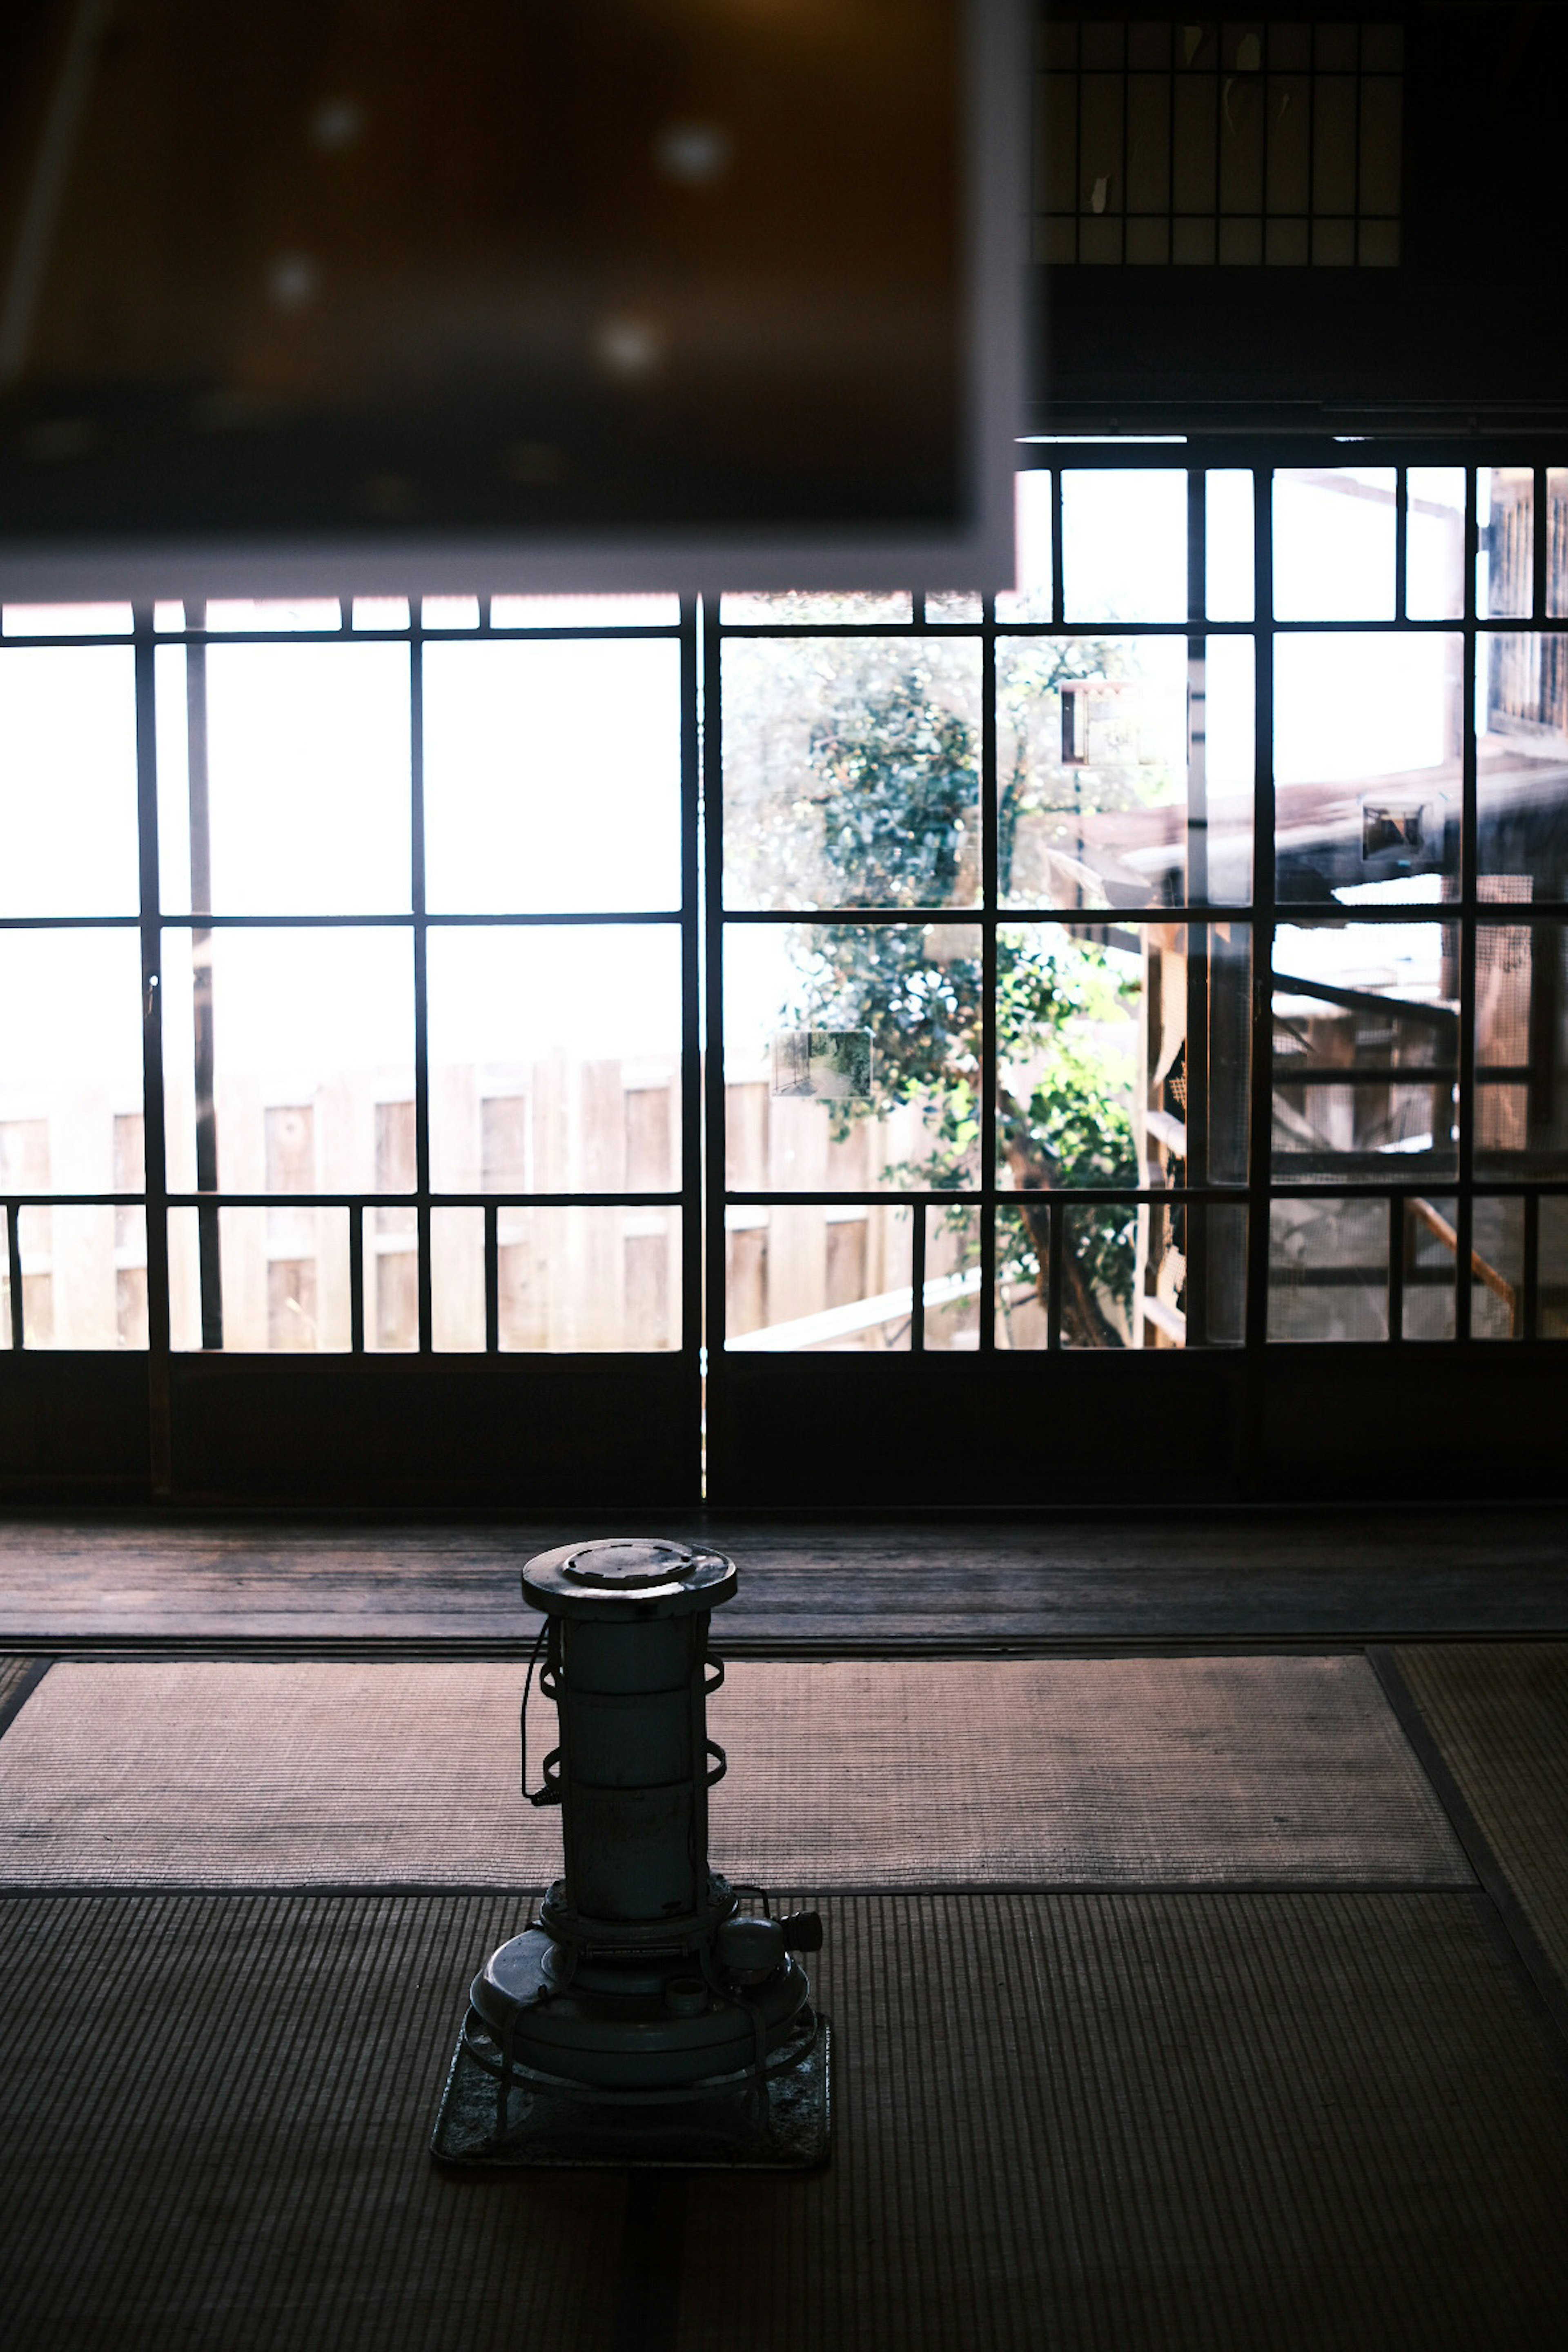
[432, 1537, 831, 2169]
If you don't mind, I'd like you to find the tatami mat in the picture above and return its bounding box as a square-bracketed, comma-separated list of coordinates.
[0, 1655, 1467, 1890]
[1396, 1642, 1568, 1993]
[1, 1888, 1563, 2352]
[0, 1891, 617, 2352]
[0, 1653, 45, 1726]
[680, 1891, 1568, 2352]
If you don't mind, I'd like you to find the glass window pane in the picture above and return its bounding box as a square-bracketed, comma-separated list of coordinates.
[14, 1203, 145, 1349]
[1406, 467, 1466, 621]
[994, 1198, 1244, 1350]
[490, 595, 679, 628]
[999, 636, 1252, 908]
[0, 646, 139, 915]
[428, 926, 681, 1193]
[723, 638, 981, 911]
[1269, 1196, 1389, 1339]
[1477, 635, 1568, 899]
[996, 923, 1140, 1190]
[1549, 472, 1568, 620]
[423, 640, 680, 913]
[994, 1202, 1049, 1348]
[1061, 470, 1187, 621]
[724, 1200, 914, 1351]
[421, 596, 480, 631]
[724, 922, 980, 1193]
[1470, 1196, 1525, 1339]
[198, 643, 411, 914]
[998, 920, 1250, 1193]
[996, 472, 1054, 622]
[1205, 471, 1254, 621]
[928, 592, 983, 624]
[719, 592, 912, 624]
[923, 1203, 982, 1348]
[3, 603, 132, 637]
[352, 597, 410, 631]
[1477, 467, 1532, 621]
[1059, 1202, 1142, 1346]
[1273, 469, 1396, 620]
[1272, 920, 1459, 1185]
[1400, 1196, 1457, 1341]
[1274, 633, 1462, 902]
[205, 600, 341, 633]
[0, 932, 145, 1191]
[161, 929, 414, 1196]
[168, 1206, 351, 1350]
[155, 645, 191, 918]
[432, 1205, 679, 1350]
[1475, 919, 1567, 1176]
[1540, 1198, 1568, 1339]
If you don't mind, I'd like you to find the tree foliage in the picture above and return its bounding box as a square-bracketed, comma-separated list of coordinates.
[759, 647, 1144, 1343]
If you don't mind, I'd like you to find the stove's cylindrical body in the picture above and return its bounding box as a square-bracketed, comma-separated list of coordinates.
[555, 1609, 713, 1929]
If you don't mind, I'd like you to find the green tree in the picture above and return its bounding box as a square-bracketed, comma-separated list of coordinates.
[774, 647, 1143, 1345]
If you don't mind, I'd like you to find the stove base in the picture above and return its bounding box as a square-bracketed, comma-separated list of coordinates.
[431, 2008, 832, 2172]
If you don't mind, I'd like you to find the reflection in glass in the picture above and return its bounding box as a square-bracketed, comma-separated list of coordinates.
[1269, 1196, 1389, 1340]
[1475, 919, 1567, 1174]
[998, 922, 1249, 1194]
[0, 647, 138, 915]
[0, 932, 145, 1193]
[424, 639, 681, 912]
[999, 635, 1252, 906]
[724, 923, 981, 1193]
[722, 638, 981, 911]
[194, 642, 411, 915]
[15, 1204, 145, 1348]
[1272, 922, 1458, 1184]
[1061, 470, 1187, 621]
[1406, 467, 1465, 621]
[1274, 634, 1462, 901]
[1477, 635, 1568, 899]
[722, 1201, 914, 1351]
[1274, 469, 1395, 620]
[431, 1206, 679, 1350]
[428, 927, 681, 1195]
[162, 928, 414, 1197]
[1478, 468, 1532, 621]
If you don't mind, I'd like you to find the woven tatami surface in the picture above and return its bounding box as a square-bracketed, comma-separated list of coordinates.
[0, 1655, 1466, 1889]
[1396, 1642, 1568, 1991]
[0, 1891, 609, 2352]
[1, 1888, 1564, 2352]
[0, 1653, 42, 1722]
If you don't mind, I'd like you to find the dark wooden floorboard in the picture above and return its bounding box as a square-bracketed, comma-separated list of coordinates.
[0, 1508, 1563, 1648]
